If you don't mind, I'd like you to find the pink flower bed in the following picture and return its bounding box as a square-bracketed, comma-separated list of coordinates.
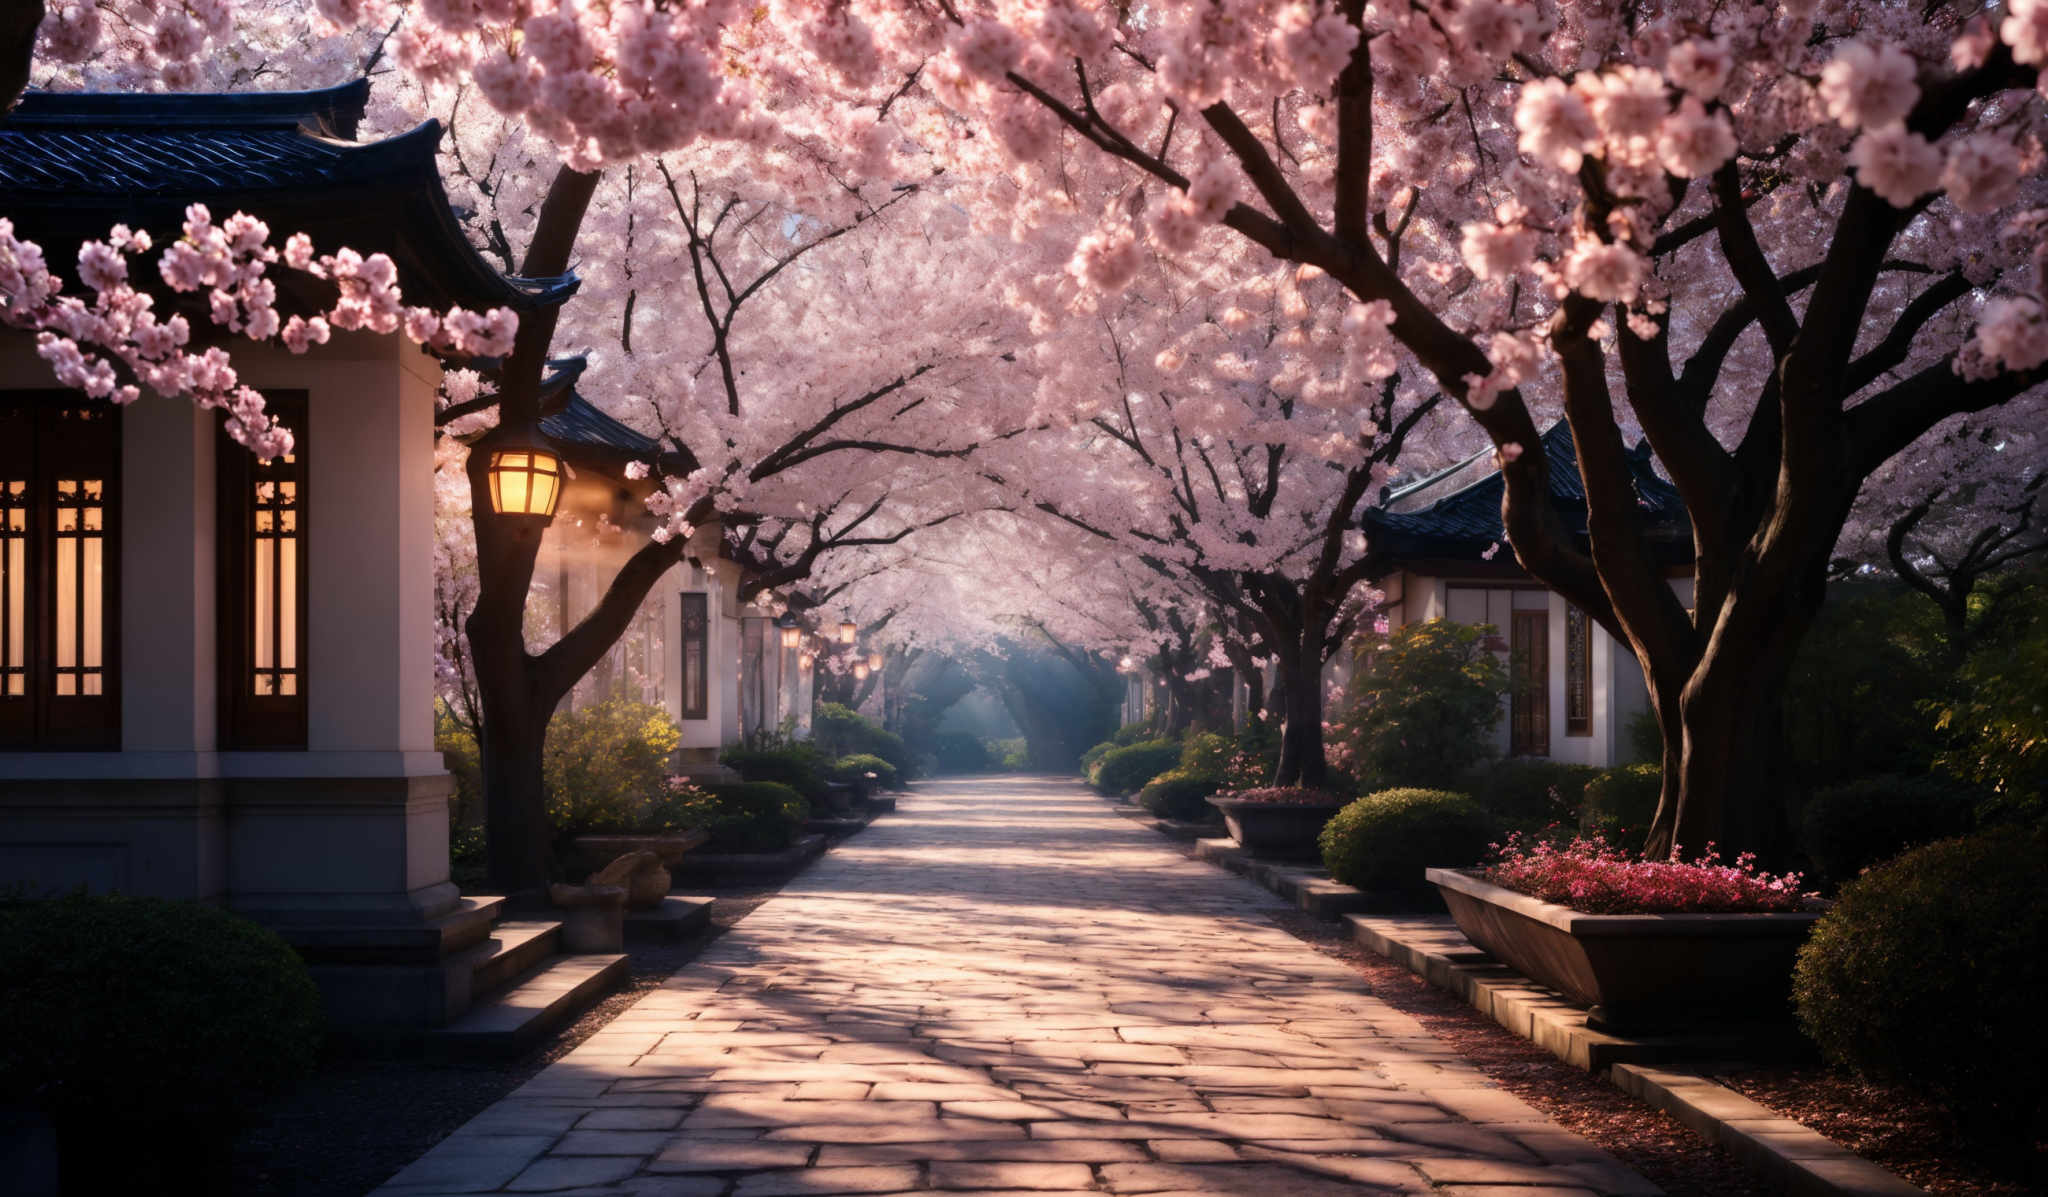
[1483, 833, 1812, 914]
[1213, 785, 1347, 806]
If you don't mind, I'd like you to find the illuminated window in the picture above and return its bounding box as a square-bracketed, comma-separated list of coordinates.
[1565, 604, 1592, 736]
[0, 394, 119, 750]
[219, 393, 307, 748]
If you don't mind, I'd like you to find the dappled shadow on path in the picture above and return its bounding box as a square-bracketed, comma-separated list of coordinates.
[367, 774, 1658, 1196]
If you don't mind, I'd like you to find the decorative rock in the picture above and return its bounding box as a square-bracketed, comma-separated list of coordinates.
[589, 849, 671, 910]
[548, 882, 628, 952]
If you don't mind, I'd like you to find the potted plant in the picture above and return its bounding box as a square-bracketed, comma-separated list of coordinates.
[1206, 786, 1349, 859]
[1427, 835, 1821, 1032]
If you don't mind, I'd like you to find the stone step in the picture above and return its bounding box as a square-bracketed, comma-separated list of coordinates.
[429, 953, 629, 1058]
[282, 894, 507, 964]
[453, 919, 561, 999]
[625, 896, 714, 943]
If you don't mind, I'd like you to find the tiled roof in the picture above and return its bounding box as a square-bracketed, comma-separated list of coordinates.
[0, 80, 576, 315]
[1364, 421, 1692, 566]
[536, 357, 691, 477]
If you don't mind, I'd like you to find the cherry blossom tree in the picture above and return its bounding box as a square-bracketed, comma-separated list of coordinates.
[970, 245, 1464, 786]
[732, 0, 2048, 856]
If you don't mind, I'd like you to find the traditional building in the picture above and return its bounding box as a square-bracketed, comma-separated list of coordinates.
[533, 370, 809, 766]
[1362, 423, 1693, 767]
[0, 81, 628, 1036]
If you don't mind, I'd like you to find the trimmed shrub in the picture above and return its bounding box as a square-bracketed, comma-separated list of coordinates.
[1111, 720, 1158, 747]
[1467, 760, 1602, 830]
[544, 698, 683, 838]
[1139, 769, 1222, 821]
[1800, 775, 1979, 889]
[1080, 740, 1116, 773]
[0, 896, 322, 1174]
[1178, 731, 1232, 780]
[1580, 764, 1663, 838]
[931, 731, 995, 774]
[992, 737, 1029, 770]
[829, 753, 899, 791]
[812, 703, 915, 781]
[1933, 573, 2048, 819]
[1624, 707, 1664, 765]
[1320, 788, 1498, 892]
[1094, 739, 1181, 796]
[1793, 829, 2048, 1146]
[721, 737, 830, 804]
[699, 781, 810, 852]
[1334, 619, 1508, 790]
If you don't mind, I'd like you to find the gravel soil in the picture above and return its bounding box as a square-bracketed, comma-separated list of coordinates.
[227, 885, 783, 1197]
[1715, 1067, 2046, 1195]
[1266, 908, 1775, 1197]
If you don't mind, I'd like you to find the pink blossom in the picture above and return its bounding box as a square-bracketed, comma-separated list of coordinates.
[473, 54, 540, 115]
[1941, 134, 2022, 214]
[1562, 237, 1647, 303]
[950, 19, 1022, 82]
[1666, 38, 1734, 99]
[37, 2, 101, 62]
[1486, 833, 1812, 915]
[1070, 226, 1144, 292]
[1515, 78, 1601, 173]
[1818, 41, 1919, 130]
[1656, 96, 1737, 178]
[1848, 124, 1942, 207]
[2003, 0, 2048, 67]
[1460, 215, 1537, 280]
[1185, 159, 1240, 223]
[1271, 5, 1359, 93]
[1952, 16, 1997, 70]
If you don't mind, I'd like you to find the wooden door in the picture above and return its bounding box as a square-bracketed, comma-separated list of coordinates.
[1510, 609, 1549, 757]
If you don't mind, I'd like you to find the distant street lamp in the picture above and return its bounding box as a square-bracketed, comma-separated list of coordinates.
[853, 662, 870, 681]
[838, 621, 857, 645]
[485, 429, 563, 520]
[778, 616, 803, 650]
[867, 651, 884, 671]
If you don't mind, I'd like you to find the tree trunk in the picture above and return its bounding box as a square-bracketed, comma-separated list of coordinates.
[1270, 634, 1329, 789]
[477, 692, 553, 897]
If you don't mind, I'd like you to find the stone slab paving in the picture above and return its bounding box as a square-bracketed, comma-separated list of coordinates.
[370, 777, 1661, 1197]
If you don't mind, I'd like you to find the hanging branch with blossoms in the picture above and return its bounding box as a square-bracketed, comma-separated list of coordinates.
[0, 204, 516, 458]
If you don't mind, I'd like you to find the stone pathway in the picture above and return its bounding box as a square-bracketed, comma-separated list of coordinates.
[372, 777, 1659, 1196]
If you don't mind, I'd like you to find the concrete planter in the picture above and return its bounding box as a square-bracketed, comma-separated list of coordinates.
[1426, 867, 1824, 1032]
[1206, 797, 1344, 860]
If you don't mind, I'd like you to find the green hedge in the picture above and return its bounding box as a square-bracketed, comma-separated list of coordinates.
[1467, 760, 1602, 830]
[721, 739, 830, 804]
[829, 753, 900, 791]
[0, 896, 323, 1129]
[1320, 788, 1497, 892]
[1799, 775, 1978, 889]
[699, 782, 810, 853]
[1094, 739, 1181, 796]
[1794, 829, 2048, 1146]
[812, 703, 915, 781]
[1138, 768, 1222, 821]
[1579, 764, 1663, 837]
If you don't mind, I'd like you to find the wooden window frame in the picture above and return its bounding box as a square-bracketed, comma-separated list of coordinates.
[1565, 604, 1593, 737]
[217, 391, 308, 749]
[1509, 609, 1550, 757]
[0, 392, 121, 751]
[679, 592, 709, 720]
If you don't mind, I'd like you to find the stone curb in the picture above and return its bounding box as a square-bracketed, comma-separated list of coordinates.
[1189, 836, 1441, 921]
[1610, 1064, 1926, 1197]
[1345, 913, 1808, 1072]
